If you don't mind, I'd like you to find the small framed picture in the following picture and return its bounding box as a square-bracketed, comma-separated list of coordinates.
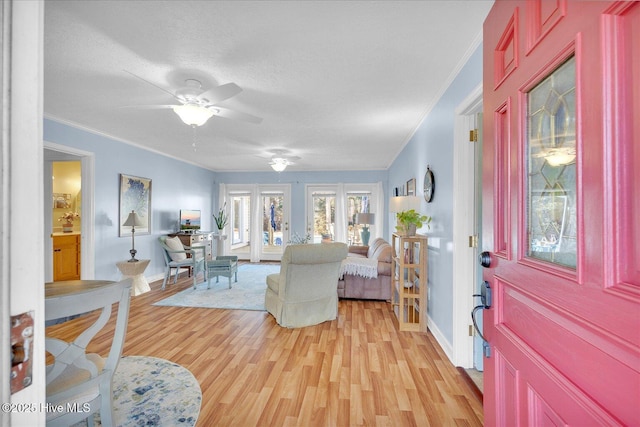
[406, 178, 416, 196]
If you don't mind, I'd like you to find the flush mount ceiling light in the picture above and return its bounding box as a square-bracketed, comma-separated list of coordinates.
[172, 104, 215, 126]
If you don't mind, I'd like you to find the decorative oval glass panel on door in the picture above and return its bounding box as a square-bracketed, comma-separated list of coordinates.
[526, 56, 577, 269]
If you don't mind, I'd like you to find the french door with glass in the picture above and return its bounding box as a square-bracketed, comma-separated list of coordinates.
[260, 188, 288, 261]
[227, 184, 290, 262]
[308, 187, 336, 243]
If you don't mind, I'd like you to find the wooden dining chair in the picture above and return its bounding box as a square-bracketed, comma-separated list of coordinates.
[45, 279, 132, 427]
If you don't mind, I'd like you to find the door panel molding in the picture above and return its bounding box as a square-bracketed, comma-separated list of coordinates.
[602, 2, 640, 295]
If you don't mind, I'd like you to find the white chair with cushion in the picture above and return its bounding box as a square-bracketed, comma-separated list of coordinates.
[159, 235, 206, 289]
[265, 242, 348, 328]
[45, 279, 132, 427]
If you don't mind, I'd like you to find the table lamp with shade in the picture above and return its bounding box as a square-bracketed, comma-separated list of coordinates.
[123, 210, 145, 262]
[389, 195, 420, 214]
[355, 213, 375, 246]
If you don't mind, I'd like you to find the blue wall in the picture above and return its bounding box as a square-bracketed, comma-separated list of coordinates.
[388, 44, 483, 345]
[44, 119, 217, 280]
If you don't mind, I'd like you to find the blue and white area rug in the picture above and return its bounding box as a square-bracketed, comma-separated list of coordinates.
[75, 356, 201, 426]
[154, 263, 280, 311]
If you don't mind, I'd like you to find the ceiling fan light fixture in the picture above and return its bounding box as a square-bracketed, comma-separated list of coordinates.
[544, 146, 576, 167]
[270, 157, 288, 172]
[173, 104, 214, 126]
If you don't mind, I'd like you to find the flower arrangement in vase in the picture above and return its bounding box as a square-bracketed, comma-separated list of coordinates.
[395, 209, 431, 236]
[58, 211, 80, 233]
[213, 203, 228, 232]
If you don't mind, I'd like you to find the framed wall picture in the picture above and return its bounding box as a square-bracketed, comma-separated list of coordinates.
[119, 173, 151, 236]
[406, 178, 416, 196]
[53, 193, 71, 209]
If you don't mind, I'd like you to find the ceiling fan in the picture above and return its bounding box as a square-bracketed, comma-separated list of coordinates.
[124, 71, 263, 126]
[267, 150, 300, 172]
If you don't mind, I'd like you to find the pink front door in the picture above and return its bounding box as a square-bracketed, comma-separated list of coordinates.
[482, 1, 639, 425]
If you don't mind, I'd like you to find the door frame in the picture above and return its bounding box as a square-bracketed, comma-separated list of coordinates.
[2, 1, 46, 422]
[451, 83, 483, 368]
[44, 141, 95, 280]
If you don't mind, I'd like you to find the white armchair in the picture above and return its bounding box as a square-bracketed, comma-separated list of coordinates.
[159, 236, 206, 289]
[265, 243, 348, 328]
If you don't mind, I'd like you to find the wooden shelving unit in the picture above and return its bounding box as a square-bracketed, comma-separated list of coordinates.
[390, 233, 428, 332]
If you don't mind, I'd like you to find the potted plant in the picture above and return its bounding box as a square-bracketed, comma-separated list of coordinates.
[213, 203, 228, 232]
[395, 209, 431, 236]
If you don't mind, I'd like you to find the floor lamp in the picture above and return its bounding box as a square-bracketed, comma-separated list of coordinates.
[123, 210, 144, 262]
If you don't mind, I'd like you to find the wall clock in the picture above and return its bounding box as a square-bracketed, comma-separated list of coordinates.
[423, 167, 435, 202]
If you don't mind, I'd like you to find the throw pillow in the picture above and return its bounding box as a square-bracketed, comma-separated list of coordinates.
[164, 236, 187, 262]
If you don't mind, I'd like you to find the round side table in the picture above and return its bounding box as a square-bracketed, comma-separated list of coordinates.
[116, 259, 150, 296]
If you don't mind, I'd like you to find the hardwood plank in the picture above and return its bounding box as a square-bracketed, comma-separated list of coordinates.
[46, 269, 483, 426]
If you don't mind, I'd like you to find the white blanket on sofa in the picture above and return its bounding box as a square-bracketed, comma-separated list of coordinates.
[340, 257, 378, 279]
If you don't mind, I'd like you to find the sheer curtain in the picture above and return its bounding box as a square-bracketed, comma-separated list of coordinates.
[217, 183, 227, 254]
[334, 183, 348, 243]
[374, 181, 384, 240]
[249, 186, 261, 262]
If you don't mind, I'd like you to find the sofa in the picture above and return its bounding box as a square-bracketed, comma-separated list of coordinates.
[265, 242, 348, 328]
[337, 237, 394, 300]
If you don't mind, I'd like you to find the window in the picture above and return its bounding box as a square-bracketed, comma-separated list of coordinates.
[306, 184, 380, 245]
[311, 191, 336, 243]
[526, 56, 577, 268]
[347, 191, 371, 245]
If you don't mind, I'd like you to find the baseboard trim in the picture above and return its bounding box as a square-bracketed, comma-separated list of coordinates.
[427, 315, 454, 361]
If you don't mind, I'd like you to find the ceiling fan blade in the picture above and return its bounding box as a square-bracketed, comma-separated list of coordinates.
[119, 104, 176, 109]
[211, 106, 263, 124]
[197, 82, 242, 105]
[124, 70, 179, 100]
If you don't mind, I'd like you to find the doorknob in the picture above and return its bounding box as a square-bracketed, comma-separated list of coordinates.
[479, 251, 492, 268]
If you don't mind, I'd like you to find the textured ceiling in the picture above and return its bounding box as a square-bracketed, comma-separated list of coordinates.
[44, 1, 493, 172]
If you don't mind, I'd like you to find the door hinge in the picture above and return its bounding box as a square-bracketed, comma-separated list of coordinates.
[469, 128, 478, 142]
[469, 324, 475, 336]
[468, 235, 478, 248]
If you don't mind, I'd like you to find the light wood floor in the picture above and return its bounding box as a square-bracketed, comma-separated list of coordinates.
[46, 269, 483, 426]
